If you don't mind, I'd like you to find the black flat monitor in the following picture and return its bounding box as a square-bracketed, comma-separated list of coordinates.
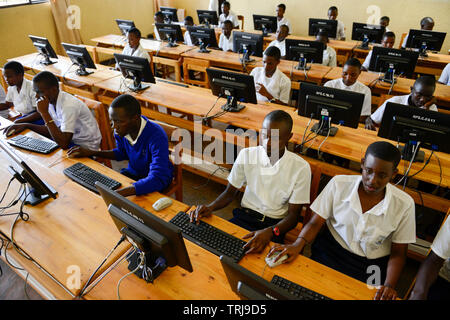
[0, 139, 57, 206]
[155, 23, 183, 47]
[308, 18, 337, 39]
[285, 39, 324, 70]
[378, 102, 450, 163]
[61, 43, 97, 76]
[252, 15, 278, 37]
[368, 47, 419, 82]
[351, 23, 386, 49]
[405, 29, 447, 56]
[115, 19, 135, 36]
[114, 53, 155, 92]
[233, 31, 264, 62]
[297, 82, 364, 136]
[160, 6, 178, 23]
[206, 68, 257, 112]
[28, 35, 57, 65]
[187, 26, 218, 53]
[197, 10, 219, 27]
[96, 182, 193, 282]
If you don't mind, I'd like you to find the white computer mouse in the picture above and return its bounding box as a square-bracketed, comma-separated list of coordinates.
[6, 129, 16, 137]
[152, 197, 173, 211]
[265, 251, 289, 268]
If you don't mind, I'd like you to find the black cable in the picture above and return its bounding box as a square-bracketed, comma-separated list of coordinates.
[0, 177, 15, 205]
[203, 93, 223, 121]
[407, 151, 434, 179]
[191, 167, 227, 190]
[24, 272, 31, 300]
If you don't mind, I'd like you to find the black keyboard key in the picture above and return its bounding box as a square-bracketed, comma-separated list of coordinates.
[271, 275, 331, 300]
[63, 162, 121, 194]
[8, 135, 59, 154]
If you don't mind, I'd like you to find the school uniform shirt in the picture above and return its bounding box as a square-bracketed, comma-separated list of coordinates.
[267, 39, 286, 57]
[219, 11, 239, 28]
[334, 20, 345, 40]
[5, 78, 37, 116]
[47, 91, 101, 150]
[370, 94, 438, 124]
[361, 49, 373, 70]
[322, 46, 337, 67]
[113, 116, 173, 196]
[250, 67, 291, 104]
[228, 146, 311, 219]
[310, 175, 416, 259]
[431, 217, 450, 282]
[438, 63, 450, 85]
[121, 44, 151, 62]
[184, 30, 193, 46]
[219, 33, 233, 52]
[154, 26, 161, 41]
[277, 17, 291, 33]
[0, 85, 8, 118]
[324, 78, 372, 116]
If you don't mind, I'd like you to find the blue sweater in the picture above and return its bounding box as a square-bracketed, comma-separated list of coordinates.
[113, 117, 173, 196]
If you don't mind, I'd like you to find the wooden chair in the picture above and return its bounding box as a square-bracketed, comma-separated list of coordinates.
[153, 56, 182, 82]
[182, 57, 211, 88]
[398, 32, 408, 49]
[237, 15, 244, 30]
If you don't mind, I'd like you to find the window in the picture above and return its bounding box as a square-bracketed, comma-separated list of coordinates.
[0, 0, 48, 8]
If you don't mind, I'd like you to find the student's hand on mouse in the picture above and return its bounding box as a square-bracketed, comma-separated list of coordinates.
[374, 285, 397, 300]
[189, 204, 212, 224]
[364, 117, 376, 131]
[67, 146, 94, 158]
[267, 243, 301, 264]
[4, 124, 26, 136]
[423, 96, 437, 110]
[242, 228, 273, 254]
[36, 95, 50, 115]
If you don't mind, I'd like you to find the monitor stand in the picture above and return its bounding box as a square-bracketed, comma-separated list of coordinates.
[380, 67, 396, 84]
[39, 54, 56, 66]
[418, 44, 428, 57]
[198, 40, 210, 53]
[398, 143, 425, 163]
[311, 122, 338, 137]
[75, 64, 93, 76]
[261, 26, 269, 37]
[21, 183, 57, 206]
[357, 36, 370, 50]
[129, 77, 150, 92]
[127, 249, 167, 283]
[221, 95, 245, 112]
[295, 56, 310, 71]
[166, 35, 178, 48]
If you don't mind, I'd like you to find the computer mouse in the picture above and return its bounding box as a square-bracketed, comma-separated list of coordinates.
[265, 251, 289, 268]
[152, 197, 173, 211]
[6, 129, 16, 137]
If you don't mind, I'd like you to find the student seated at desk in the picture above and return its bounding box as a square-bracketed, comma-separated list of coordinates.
[0, 85, 7, 119]
[219, 20, 234, 52]
[190, 110, 311, 254]
[361, 32, 396, 72]
[401, 17, 434, 49]
[1, 61, 42, 125]
[276, 3, 291, 33]
[438, 63, 450, 85]
[270, 141, 416, 300]
[116, 27, 151, 70]
[380, 16, 391, 32]
[266, 24, 289, 59]
[154, 11, 165, 41]
[4, 71, 101, 150]
[68, 94, 173, 197]
[183, 16, 194, 46]
[409, 216, 450, 300]
[327, 6, 345, 41]
[219, 1, 239, 29]
[365, 75, 438, 130]
[324, 58, 372, 122]
[316, 30, 337, 67]
[250, 46, 291, 106]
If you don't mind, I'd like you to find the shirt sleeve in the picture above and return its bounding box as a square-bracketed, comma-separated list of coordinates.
[431, 217, 450, 260]
[227, 148, 247, 189]
[360, 86, 372, 116]
[309, 177, 337, 220]
[391, 197, 416, 244]
[5, 86, 13, 103]
[279, 75, 291, 104]
[0, 86, 5, 103]
[288, 162, 311, 204]
[59, 100, 81, 133]
[329, 48, 337, 67]
[362, 51, 371, 70]
[438, 64, 450, 85]
[370, 101, 387, 124]
[218, 34, 224, 49]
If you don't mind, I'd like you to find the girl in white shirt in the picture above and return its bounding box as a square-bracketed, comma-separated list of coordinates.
[116, 28, 151, 70]
[316, 30, 337, 67]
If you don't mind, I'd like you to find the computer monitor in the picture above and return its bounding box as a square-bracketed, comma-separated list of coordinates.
[308, 19, 337, 39]
[96, 182, 193, 282]
[233, 31, 264, 63]
[405, 29, 447, 57]
[368, 47, 419, 82]
[378, 102, 450, 163]
[155, 23, 183, 47]
[252, 15, 278, 37]
[297, 82, 364, 136]
[187, 26, 219, 53]
[0, 139, 57, 206]
[197, 10, 219, 28]
[61, 43, 97, 76]
[206, 68, 257, 112]
[114, 53, 155, 92]
[285, 39, 324, 70]
[115, 19, 136, 36]
[160, 6, 178, 23]
[351, 23, 386, 49]
[28, 35, 57, 65]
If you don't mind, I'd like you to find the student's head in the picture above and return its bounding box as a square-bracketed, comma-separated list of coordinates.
[222, 20, 233, 37]
[262, 46, 281, 75]
[155, 11, 165, 24]
[3, 61, 25, 87]
[32, 71, 59, 102]
[127, 27, 141, 49]
[184, 16, 194, 27]
[221, 1, 230, 15]
[261, 110, 293, 157]
[410, 75, 436, 108]
[420, 17, 434, 30]
[361, 141, 400, 195]
[316, 30, 329, 47]
[379, 16, 390, 28]
[276, 4, 286, 18]
[341, 58, 361, 87]
[381, 31, 395, 48]
[328, 6, 338, 20]
[109, 94, 142, 137]
[276, 24, 289, 42]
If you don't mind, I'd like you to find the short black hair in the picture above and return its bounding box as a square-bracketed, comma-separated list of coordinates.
[365, 141, 401, 168]
[380, 16, 390, 22]
[279, 24, 289, 33]
[223, 19, 233, 27]
[33, 71, 59, 88]
[264, 45, 281, 60]
[414, 75, 436, 90]
[155, 11, 164, 18]
[4, 61, 24, 75]
[264, 110, 293, 134]
[184, 16, 194, 24]
[222, 1, 230, 8]
[420, 16, 434, 27]
[277, 3, 286, 11]
[110, 94, 141, 117]
[344, 57, 362, 69]
[383, 31, 396, 39]
[127, 27, 141, 38]
[328, 6, 338, 12]
[316, 29, 329, 39]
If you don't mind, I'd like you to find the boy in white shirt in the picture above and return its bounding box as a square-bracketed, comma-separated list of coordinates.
[266, 24, 289, 59]
[324, 58, 372, 123]
[361, 32, 396, 71]
[191, 110, 311, 254]
[0, 61, 42, 124]
[249, 46, 291, 105]
[183, 16, 194, 46]
[219, 1, 239, 29]
[438, 63, 450, 85]
[328, 6, 345, 40]
[410, 216, 450, 300]
[276, 3, 291, 33]
[219, 20, 234, 52]
[402, 17, 434, 49]
[269, 141, 416, 300]
[116, 28, 151, 70]
[316, 30, 337, 67]
[380, 16, 391, 33]
[366, 76, 438, 130]
[5, 71, 101, 150]
[154, 11, 165, 41]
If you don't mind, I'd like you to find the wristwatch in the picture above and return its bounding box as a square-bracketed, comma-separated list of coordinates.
[272, 226, 280, 237]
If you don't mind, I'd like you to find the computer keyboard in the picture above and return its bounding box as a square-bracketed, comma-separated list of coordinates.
[63, 162, 121, 194]
[271, 275, 331, 300]
[170, 211, 246, 262]
[8, 135, 59, 154]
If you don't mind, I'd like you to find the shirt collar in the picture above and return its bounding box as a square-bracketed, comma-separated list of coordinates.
[258, 146, 288, 167]
[339, 78, 357, 90]
[125, 117, 146, 145]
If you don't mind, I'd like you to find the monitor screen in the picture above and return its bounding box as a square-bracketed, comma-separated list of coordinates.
[252, 15, 278, 34]
[368, 47, 419, 78]
[308, 19, 337, 39]
[285, 39, 324, 63]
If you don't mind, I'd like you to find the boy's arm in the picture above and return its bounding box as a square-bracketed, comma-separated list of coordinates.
[409, 251, 444, 300]
[14, 111, 41, 124]
[0, 101, 12, 111]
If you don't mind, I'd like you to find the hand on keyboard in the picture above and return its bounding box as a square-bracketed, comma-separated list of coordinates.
[189, 205, 213, 224]
[242, 228, 273, 254]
